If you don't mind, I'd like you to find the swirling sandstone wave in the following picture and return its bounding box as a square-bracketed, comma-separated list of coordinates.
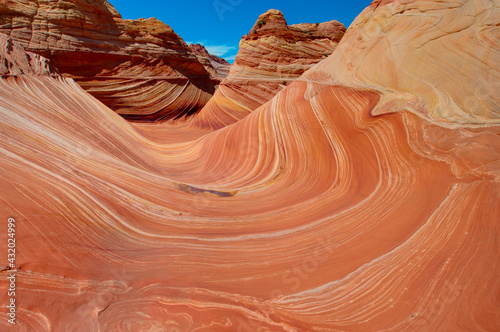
[0, 0, 499, 331]
[0, 0, 219, 121]
[192, 9, 346, 129]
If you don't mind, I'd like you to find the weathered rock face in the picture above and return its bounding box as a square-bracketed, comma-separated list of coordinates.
[0, 0, 219, 121]
[192, 9, 346, 129]
[0, 32, 56, 76]
[189, 43, 231, 79]
[0, 0, 499, 331]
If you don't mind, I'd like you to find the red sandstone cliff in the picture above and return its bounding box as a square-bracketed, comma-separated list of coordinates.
[0, 0, 220, 121]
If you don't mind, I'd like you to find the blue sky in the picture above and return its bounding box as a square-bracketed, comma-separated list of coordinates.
[109, 0, 371, 63]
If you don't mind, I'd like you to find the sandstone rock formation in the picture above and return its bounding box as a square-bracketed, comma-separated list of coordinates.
[0, 33, 56, 76]
[309, 0, 500, 127]
[0, 0, 219, 121]
[0, 0, 499, 331]
[192, 9, 346, 129]
[189, 43, 231, 79]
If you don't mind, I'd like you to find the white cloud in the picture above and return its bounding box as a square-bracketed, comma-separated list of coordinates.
[187, 40, 236, 57]
[223, 54, 237, 62]
[204, 45, 237, 57]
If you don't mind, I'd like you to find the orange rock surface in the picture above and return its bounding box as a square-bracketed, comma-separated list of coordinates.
[0, 0, 499, 331]
[0, 0, 220, 121]
[192, 9, 346, 129]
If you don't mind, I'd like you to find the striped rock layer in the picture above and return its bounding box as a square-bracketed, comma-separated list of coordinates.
[0, 0, 220, 121]
[0, 0, 499, 331]
[192, 9, 346, 129]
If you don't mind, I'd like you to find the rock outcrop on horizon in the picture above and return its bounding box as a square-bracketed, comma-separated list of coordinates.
[192, 9, 346, 129]
[0, 0, 220, 121]
[189, 43, 231, 79]
[0, 0, 499, 331]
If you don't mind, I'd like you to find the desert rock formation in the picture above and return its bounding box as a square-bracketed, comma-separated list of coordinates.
[311, 0, 500, 127]
[0, 0, 220, 121]
[192, 9, 346, 129]
[0, 0, 499, 331]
